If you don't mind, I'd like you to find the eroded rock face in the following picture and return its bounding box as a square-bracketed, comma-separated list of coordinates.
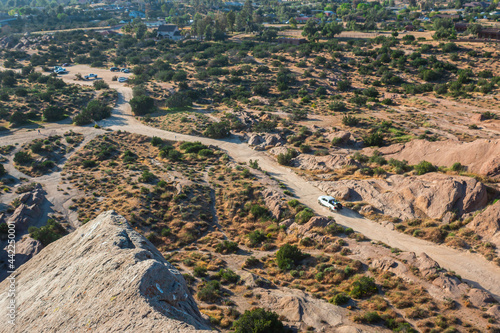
[248, 133, 284, 150]
[8, 184, 45, 230]
[0, 211, 210, 333]
[315, 173, 487, 220]
[363, 139, 500, 179]
[466, 200, 500, 249]
[262, 189, 286, 220]
[13, 236, 43, 268]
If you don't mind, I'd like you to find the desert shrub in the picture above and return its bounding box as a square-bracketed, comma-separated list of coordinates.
[197, 280, 221, 303]
[232, 308, 285, 333]
[342, 115, 359, 127]
[93, 80, 109, 90]
[215, 240, 239, 254]
[74, 100, 112, 125]
[13, 151, 32, 165]
[350, 95, 367, 106]
[349, 276, 378, 298]
[0, 164, 6, 177]
[337, 80, 351, 91]
[28, 219, 65, 246]
[43, 106, 65, 122]
[180, 141, 207, 154]
[363, 132, 384, 147]
[414, 160, 436, 175]
[150, 136, 163, 146]
[214, 268, 240, 284]
[295, 208, 314, 224]
[203, 121, 230, 139]
[276, 244, 306, 270]
[250, 204, 269, 219]
[276, 149, 297, 166]
[139, 170, 156, 183]
[82, 160, 97, 168]
[299, 144, 311, 153]
[30, 141, 44, 153]
[329, 101, 346, 111]
[330, 293, 350, 305]
[130, 95, 155, 115]
[354, 311, 382, 324]
[193, 265, 208, 277]
[450, 162, 464, 172]
[248, 230, 267, 247]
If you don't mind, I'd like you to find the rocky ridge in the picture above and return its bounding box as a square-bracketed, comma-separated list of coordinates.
[0, 211, 211, 333]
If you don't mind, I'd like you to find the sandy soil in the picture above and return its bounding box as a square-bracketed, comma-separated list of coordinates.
[3, 64, 500, 302]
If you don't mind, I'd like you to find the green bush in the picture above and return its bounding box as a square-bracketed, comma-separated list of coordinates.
[0, 164, 6, 177]
[93, 80, 109, 90]
[74, 100, 112, 125]
[276, 244, 306, 270]
[363, 132, 384, 147]
[193, 265, 208, 277]
[43, 106, 65, 122]
[215, 240, 239, 254]
[250, 204, 268, 219]
[342, 115, 359, 127]
[450, 162, 464, 172]
[277, 149, 297, 166]
[130, 95, 155, 115]
[349, 276, 378, 298]
[82, 160, 97, 168]
[197, 280, 221, 303]
[14, 151, 32, 165]
[214, 268, 240, 284]
[139, 170, 156, 183]
[203, 121, 230, 139]
[232, 308, 285, 333]
[330, 293, 350, 305]
[414, 160, 436, 175]
[248, 230, 267, 247]
[150, 136, 163, 146]
[295, 208, 314, 224]
[28, 219, 65, 246]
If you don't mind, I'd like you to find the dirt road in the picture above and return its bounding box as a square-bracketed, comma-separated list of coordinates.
[3, 65, 500, 300]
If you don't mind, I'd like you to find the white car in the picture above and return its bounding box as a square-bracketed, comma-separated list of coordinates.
[318, 196, 342, 211]
[118, 77, 128, 83]
[87, 74, 97, 78]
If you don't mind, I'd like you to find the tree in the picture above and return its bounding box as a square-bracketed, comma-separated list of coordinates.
[227, 11, 236, 32]
[130, 95, 155, 115]
[232, 308, 286, 333]
[322, 22, 343, 38]
[203, 121, 230, 139]
[302, 19, 320, 42]
[43, 106, 65, 122]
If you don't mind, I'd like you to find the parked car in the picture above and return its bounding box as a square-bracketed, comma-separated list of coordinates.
[318, 196, 342, 211]
[84, 74, 97, 80]
[62, 63, 69, 67]
[110, 67, 120, 72]
[120, 68, 130, 73]
[55, 69, 67, 74]
[118, 77, 128, 83]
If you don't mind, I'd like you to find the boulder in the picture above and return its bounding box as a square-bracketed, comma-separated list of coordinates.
[14, 236, 43, 268]
[416, 253, 440, 278]
[432, 275, 467, 295]
[467, 288, 496, 308]
[261, 189, 286, 220]
[291, 154, 355, 172]
[288, 216, 335, 235]
[467, 200, 500, 250]
[0, 211, 211, 333]
[326, 131, 351, 143]
[487, 305, 500, 320]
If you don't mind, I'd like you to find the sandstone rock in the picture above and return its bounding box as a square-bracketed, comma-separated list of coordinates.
[315, 173, 488, 220]
[470, 113, 484, 122]
[371, 258, 397, 271]
[254, 287, 366, 332]
[363, 139, 500, 179]
[487, 305, 500, 320]
[416, 253, 440, 278]
[279, 218, 294, 229]
[467, 288, 495, 308]
[467, 200, 500, 250]
[432, 275, 467, 294]
[262, 189, 286, 220]
[288, 216, 335, 235]
[326, 131, 351, 143]
[0, 211, 210, 333]
[14, 236, 43, 268]
[248, 134, 263, 146]
[291, 154, 355, 172]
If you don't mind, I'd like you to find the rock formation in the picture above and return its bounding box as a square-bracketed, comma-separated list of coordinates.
[0, 211, 211, 333]
[315, 173, 488, 220]
[466, 200, 500, 249]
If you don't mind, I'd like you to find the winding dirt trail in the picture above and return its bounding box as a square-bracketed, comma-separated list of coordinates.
[3, 65, 500, 301]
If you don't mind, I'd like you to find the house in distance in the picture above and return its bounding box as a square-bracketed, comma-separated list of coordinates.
[156, 24, 183, 41]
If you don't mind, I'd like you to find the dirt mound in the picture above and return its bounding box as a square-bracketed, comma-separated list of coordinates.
[291, 154, 355, 171]
[315, 173, 487, 220]
[363, 139, 500, 178]
[467, 200, 500, 250]
[0, 211, 210, 333]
